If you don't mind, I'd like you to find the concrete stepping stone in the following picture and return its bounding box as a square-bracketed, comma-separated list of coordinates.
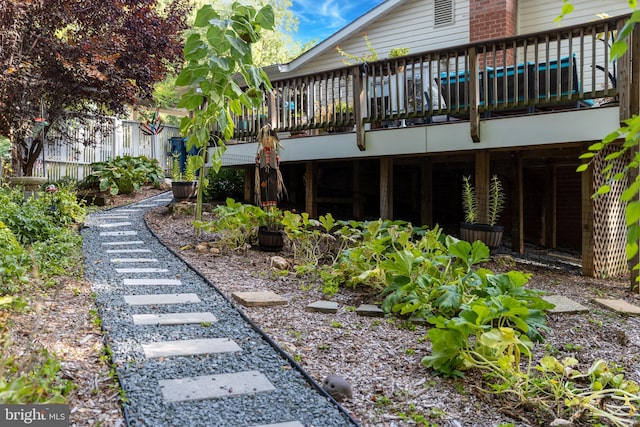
[117, 209, 142, 212]
[132, 312, 217, 326]
[98, 215, 130, 219]
[123, 293, 199, 305]
[142, 338, 241, 358]
[102, 240, 145, 246]
[106, 249, 152, 254]
[98, 222, 132, 228]
[544, 295, 589, 314]
[123, 278, 181, 286]
[116, 267, 169, 274]
[252, 423, 304, 427]
[110, 258, 159, 263]
[306, 300, 339, 313]
[232, 291, 287, 307]
[593, 298, 640, 315]
[135, 204, 158, 207]
[159, 370, 275, 402]
[355, 304, 385, 317]
[100, 230, 138, 236]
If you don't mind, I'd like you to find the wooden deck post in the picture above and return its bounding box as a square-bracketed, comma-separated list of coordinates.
[581, 160, 595, 277]
[380, 157, 393, 219]
[353, 161, 363, 219]
[543, 162, 557, 248]
[420, 158, 433, 227]
[305, 161, 317, 218]
[244, 165, 253, 204]
[629, 27, 640, 289]
[474, 151, 490, 224]
[469, 46, 481, 143]
[354, 66, 366, 151]
[511, 153, 524, 254]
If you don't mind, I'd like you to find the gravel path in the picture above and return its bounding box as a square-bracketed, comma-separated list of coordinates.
[82, 193, 357, 427]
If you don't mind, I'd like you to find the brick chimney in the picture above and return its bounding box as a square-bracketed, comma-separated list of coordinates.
[469, 0, 517, 43]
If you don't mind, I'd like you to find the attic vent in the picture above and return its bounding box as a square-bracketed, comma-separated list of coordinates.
[434, 0, 454, 26]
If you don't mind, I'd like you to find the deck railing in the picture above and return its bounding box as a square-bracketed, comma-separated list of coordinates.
[232, 14, 627, 144]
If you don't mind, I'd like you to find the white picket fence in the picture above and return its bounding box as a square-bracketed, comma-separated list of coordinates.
[35, 117, 181, 181]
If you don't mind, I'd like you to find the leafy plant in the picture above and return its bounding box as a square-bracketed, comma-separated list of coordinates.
[172, 154, 198, 182]
[336, 32, 379, 65]
[389, 47, 409, 58]
[85, 155, 164, 195]
[194, 198, 265, 250]
[204, 167, 244, 201]
[461, 174, 505, 226]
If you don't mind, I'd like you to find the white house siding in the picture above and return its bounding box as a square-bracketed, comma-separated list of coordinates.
[518, 0, 631, 34]
[290, 0, 470, 76]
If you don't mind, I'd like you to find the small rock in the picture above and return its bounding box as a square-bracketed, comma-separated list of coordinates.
[209, 247, 221, 255]
[195, 243, 209, 253]
[322, 374, 353, 401]
[270, 255, 290, 270]
[550, 419, 573, 426]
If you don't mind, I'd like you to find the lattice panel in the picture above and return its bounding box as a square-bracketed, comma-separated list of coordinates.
[591, 144, 629, 278]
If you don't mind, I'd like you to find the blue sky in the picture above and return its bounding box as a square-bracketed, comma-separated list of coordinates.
[289, 0, 385, 45]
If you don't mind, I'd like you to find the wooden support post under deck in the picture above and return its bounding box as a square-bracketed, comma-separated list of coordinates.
[305, 162, 317, 218]
[469, 47, 480, 143]
[244, 166, 253, 204]
[629, 27, 640, 289]
[543, 162, 557, 248]
[474, 151, 490, 224]
[511, 153, 524, 254]
[581, 161, 595, 277]
[421, 158, 433, 227]
[353, 161, 363, 219]
[380, 157, 393, 219]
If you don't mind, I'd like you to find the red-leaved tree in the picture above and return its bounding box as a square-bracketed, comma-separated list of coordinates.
[0, 0, 190, 176]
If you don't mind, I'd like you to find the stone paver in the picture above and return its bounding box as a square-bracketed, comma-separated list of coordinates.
[98, 222, 132, 228]
[143, 338, 241, 358]
[252, 423, 305, 427]
[98, 215, 130, 219]
[132, 312, 217, 326]
[106, 249, 152, 254]
[100, 230, 138, 236]
[116, 267, 169, 274]
[101, 240, 145, 246]
[544, 295, 589, 314]
[123, 293, 200, 305]
[117, 209, 142, 212]
[110, 258, 159, 263]
[123, 278, 181, 286]
[593, 298, 640, 315]
[158, 370, 275, 402]
[232, 291, 287, 307]
[355, 304, 385, 317]
[306, 300, 339, 313]
[135, 204, 158, 208]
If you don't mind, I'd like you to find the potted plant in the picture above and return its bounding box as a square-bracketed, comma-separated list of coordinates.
[171, 153, 198, 201]
[257, 206, 285, 252]
[460, 174, 506, 249]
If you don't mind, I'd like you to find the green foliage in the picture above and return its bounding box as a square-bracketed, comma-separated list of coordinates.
[0, 333, 72, 404]
[172, 154, 199, 182]
[462, 175, 505, 226]
[0, 221, 28, 294]
[203, 167, 244, 201]
[194, 198, 265, 250]
[85, 155, 164, 195]
[461, 176, 477, 224]
[176, 1, 275, 222]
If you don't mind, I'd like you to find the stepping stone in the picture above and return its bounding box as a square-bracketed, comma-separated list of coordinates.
[98, 215, 130, 219]
[306, 300, 339, 313]
[98, 222, 132, 228]
[123, 293, 199, 305]
[159, 370, 275, 402]
[102, 240, 145, 246]
[142, 338, 241, 358]
[593, 298, 640, 315]
[232, 291, 287, 307]
[544, 295, 589, 314]
[117, 209, 142, 212]
[132, 312, 217, 326]
[252, 423, 304, 427]
[100, 230, 137, 236]
[106, 249, 152, 254]
[135, 204, 158, 208]
[116, 267, 169, 274]
[110, 258, 158, 263]
[123, 278, 181, 286]
[355, 304, 385, 317]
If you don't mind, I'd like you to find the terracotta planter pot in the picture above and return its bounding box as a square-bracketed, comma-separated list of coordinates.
[171, 181, 198, 201]
[258, 226, 284, 252]
[460, 222, 504, 249]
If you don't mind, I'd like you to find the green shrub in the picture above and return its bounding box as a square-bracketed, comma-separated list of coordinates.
[83, 155, 164, 195]
[204, 167, 244, 201]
